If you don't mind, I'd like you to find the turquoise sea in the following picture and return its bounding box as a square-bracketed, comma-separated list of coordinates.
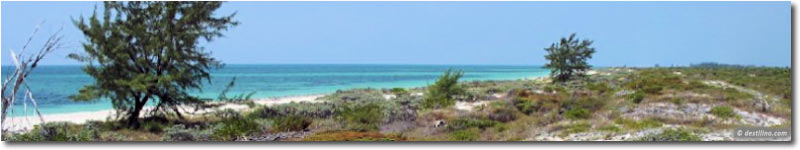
[1, 64, 549, 116]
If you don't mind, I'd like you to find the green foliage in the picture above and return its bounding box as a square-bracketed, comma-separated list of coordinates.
[721, 88, 753, 101]
[211, 114, 262, 141]
[69, 1, 238, 127]
[162, 124, 213, 141]
[586, 82, 612, 94]
[138, 117, 173, 133]
[688, 80, 710, 90]
[272, 115, 313, 132]
[687, 65, 790, 98]
[564, 108, 591, 120]
[710, 106, 737, 119]
[638, 128, 701, 141]
[449, 127, 481, 141]
[486, 101, 519, 122]
[544, 33, 596, 82]
[320, 89, 386, 103]
[422, 69, 464, 109]
[390, 87, 409, 97]
[670, 97, 684, 105]
[630, 91, 645, 104]
[383, 95, 422, 123]
[249, 102, 336, 119]
[625, 69, 686, 94]
[336, 103, 384, 132]
[543, 84, 568, 93]
[448, 118, 499, 131]
[512, 97, 537, 115]
[251, 104, 322, 119]
[511, 92, 562, 116]
[674, 66, 790, 117]
[3, 122, 95, 141]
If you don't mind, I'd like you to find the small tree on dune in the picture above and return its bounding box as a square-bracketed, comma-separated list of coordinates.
[422, 69, 464, 109]
[69, 1, 238, 127]
[544, 33, 595, 82]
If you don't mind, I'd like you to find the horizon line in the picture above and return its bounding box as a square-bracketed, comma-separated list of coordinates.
[1, 63, 789, 68]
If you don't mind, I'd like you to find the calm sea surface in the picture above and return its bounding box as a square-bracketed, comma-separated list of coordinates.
[1, 64, 548, 116]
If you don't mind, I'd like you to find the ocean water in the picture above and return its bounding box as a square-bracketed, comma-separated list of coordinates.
[1, 64, 549, 116]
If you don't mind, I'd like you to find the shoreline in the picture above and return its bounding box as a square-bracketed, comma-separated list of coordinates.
[2, 94, 325, 132]
[2, 75, 545, 132]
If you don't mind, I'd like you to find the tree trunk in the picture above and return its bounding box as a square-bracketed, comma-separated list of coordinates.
[126, 97, 148, 128]
[126, 108, 142, 128]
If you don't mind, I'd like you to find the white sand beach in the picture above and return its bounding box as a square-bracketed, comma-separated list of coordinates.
[2, 94, 323, 132]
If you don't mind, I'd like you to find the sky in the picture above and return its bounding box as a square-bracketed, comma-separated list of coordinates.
[0, 1, 791, 67]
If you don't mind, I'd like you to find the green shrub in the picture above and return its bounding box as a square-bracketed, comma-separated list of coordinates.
[3, 122, 95, 141]
[626, 69, 686, 94]
[211, 115, 262, 141]
[390, 87, 409, 97]
[493, 123, 509, 132]
[563, 96, 606, 111]
[564, 108, 591, 120]
[448, 118, 498, 131]
[337, 103, 384, 131]
[638, 128, 701, 141]
[162, 124, 213, 141]
[384, 95, 421, 122]
[688, 80, 709, 90]
[512, 97, 537, 115]
[630, 91, 645, 104]
[710, 106, 737, 119]
[642, 86, 664, 95]
[3, 132, 46, 141]
[587, 82, 612, 94]
[512, 92, 563, 116]
[721, 88, 753, 101]
[543, 84, 567, 94]
[681, 67, 789, 103]
[248, 102, 336, 119]
[319, 89, 386, 104]
[422, 69, 464, 109]
[485, 101, 519, 122]
[449, 127, 480, 141]
[138, 117, 174, 133]
[670, 98, 684, 105]
[272, 115, 313, 132]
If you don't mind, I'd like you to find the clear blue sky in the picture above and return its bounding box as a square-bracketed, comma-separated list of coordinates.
[1, 1, 790, 67]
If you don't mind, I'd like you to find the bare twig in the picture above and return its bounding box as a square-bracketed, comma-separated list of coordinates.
[1, 24, 62, 132]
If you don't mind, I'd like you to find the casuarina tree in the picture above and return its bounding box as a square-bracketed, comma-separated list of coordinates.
[422, 69, 464, 109]
[69, 1, 238, 127]
[544, 33, 595, 82]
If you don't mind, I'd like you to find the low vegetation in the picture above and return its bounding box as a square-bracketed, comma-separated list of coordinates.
[2, 65, 790, 142]
[638, 128, 702, 141]
[710, 106, 737, 119]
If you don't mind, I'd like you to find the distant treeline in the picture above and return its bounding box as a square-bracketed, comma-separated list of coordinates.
[688, 62, 788, 69]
